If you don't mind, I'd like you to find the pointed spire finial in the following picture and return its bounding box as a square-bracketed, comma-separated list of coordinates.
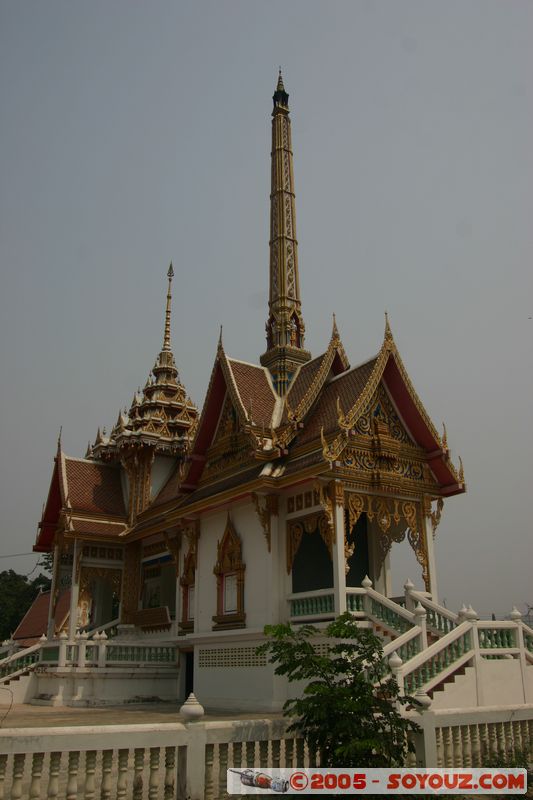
[442, 422, 448, 451]
[57, 426, 63, 452]
[331, 312, 339, 340]
[273, 68, 289, 110]
[218, 325, 223, 347]
[384, 311, 393, 342]
[163, 263, 173, 352]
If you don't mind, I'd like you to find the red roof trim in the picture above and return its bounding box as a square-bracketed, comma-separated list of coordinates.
[383, 356, 461, 493]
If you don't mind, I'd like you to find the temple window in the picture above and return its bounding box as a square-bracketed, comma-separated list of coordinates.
[213, 515, 246, 630]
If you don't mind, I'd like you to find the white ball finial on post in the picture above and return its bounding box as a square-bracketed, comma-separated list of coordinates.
[180, 693, 205, 721]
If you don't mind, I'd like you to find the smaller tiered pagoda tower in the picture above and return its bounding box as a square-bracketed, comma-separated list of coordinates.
[89, 264, 198, 524]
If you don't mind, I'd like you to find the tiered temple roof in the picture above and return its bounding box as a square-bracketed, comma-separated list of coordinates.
[35, 73, 465, 552]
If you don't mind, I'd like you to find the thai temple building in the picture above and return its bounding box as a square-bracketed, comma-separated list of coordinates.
[3, 74, 532, 721]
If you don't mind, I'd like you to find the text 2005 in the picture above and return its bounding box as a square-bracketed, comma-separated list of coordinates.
[310, 773, 367, 790]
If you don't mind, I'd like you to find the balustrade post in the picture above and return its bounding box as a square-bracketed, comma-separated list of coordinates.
[411, 711, 437, 768]
[218, 744, 229, 798]
[149, 747, 160, 800]
[66, 751, 79, 800]
[101, 749, 113, 800]
[11, 753, 25, 800]
[361, 575, 372, 617]
[414, 603, 428, 649]
[58, 630, 68, 667]
[117, 749, 129, 799]
[185, 721, 208, 800]
[76, 630, 88, 668]
[29, 752, 44, 799]
[466, 612, 484, 707]
[133, 748, 145, 800]
[0, 753, 6, 800]
[85, 750, 96, 800]
[164, 747, 176, 800]
[511, 608, 530, 703]
[403, 578, 415, 612]
[97, 631, 108, 668]
[47, 752, 61, 799]
[388, 651, 404, 698]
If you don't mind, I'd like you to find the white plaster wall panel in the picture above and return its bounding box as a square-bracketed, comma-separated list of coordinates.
[197, 512, 224, 633]
[430, 667, 477, 710]
[196, 503, 270, 633]
[194, 661, 281, 712]
[0, 673, 35, 704]
[479, 659, 525, 706]
[233, 503, 270, 628]
[33, 671, 179, 706]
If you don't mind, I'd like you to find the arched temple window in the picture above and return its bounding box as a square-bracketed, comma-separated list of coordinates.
[213, 515, 246, 630]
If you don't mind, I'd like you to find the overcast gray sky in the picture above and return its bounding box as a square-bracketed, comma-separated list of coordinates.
[1, 1, 532, 618]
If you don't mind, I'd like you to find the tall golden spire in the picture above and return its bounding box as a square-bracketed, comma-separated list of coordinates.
[163, 262, 174, 352]
[260, 71, 311, 395]
[152, 264, 178, 384]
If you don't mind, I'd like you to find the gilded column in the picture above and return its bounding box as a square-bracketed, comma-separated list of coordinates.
[68, 538, 81, 640]
[421, 502, 439, 601]
[47, 541, 61, 638]
[330, 481, 347, 615]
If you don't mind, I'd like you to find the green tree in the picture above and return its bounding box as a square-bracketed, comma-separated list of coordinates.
[0, 570, 51, 642]
[37, 552, 54, 575]
[259, 612, 420, 768]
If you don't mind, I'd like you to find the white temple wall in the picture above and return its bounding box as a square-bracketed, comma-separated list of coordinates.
[192, 645, 285, 711]
[479, 659, 526, 706]
[196, 502, 270, 633]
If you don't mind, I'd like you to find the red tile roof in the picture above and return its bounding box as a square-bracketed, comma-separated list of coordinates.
[12, 589, 70, 645]
[227, 359, 277, 427]
[64, 458, 126, 517]
[287, 352, 328, 410]
[70, 518, 126, 536]
[296, 358, 377, 446]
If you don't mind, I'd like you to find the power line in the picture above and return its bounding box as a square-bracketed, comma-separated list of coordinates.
[0, 552, 37, 559]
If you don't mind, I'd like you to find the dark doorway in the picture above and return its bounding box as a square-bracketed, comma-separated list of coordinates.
[185, 651, 194, 697]
[292, 525, 333, 593]
[345, 513, 370, 588]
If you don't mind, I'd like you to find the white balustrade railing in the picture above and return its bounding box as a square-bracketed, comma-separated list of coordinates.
[401, 621, 474, 695]
[1, 709, 531, 797]
[0, 717, 312, 800]
[287, 588, 335, 620]
[0, 642, 42, 683]
[0, 634, 179, 686]
[409, 591, 458, 636]
[382, 625, 423, 663]
[428, 707, 533, 769]
[477, 621, 519, 653]
[345, 587, 366, 614]
[0, 722, 188, 800]
[365, 586, 416, 634]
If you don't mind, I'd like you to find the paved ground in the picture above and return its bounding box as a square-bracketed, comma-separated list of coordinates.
[0, 702, 282, 728]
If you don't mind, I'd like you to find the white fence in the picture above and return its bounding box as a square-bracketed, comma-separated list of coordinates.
[0, 708, 532, 799]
